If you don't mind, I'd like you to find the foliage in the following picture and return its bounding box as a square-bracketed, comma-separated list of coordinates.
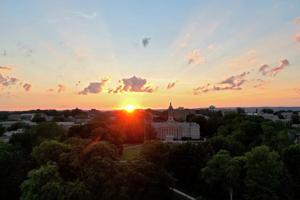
[2, 109, 300, 200]
[244, 145, 283, 200]
[202, 150, 241, 200]
[282, 144, 300, 199]
[0, 124, 5, 136]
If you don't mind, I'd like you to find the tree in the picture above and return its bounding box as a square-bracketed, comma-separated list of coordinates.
[282, 144, 300, 199]
[119, 159, 174, 200]
[34, 122, 66, 143]
[202, 150, 241, 200]
[291, 113, 299, 124]
[0, 124, 5, 136]
[244, 145, 283, 200]
[262, 108, 274, 114]
[0, 142, 34, 200]
[31, 140, 71, 165]
[21, 163, 91, 200]
[141, 140, 170, 168]
[32, 114, 46, 123]
[262, 123, 291, 151]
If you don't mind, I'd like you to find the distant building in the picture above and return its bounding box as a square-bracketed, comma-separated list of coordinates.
[152, 103, 200, 141]
[20, 113, 35, 121]
[56, 122, 76, 130]
[281, 112, 293, 120]
[259, 113, 280, 121]
[0, 129, 24, 143]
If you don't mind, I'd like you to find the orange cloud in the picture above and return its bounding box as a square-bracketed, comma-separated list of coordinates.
[0, 65, 13, 71]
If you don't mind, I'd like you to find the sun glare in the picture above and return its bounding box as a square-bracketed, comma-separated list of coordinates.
[124, 104, 135, 113]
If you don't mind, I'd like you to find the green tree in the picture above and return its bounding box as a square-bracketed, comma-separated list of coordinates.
[120, 159, 174, 200]
[21, 163, 91, 200]
[244, 145, 283, 200]
[291, 113, 299, 124]
[0, 124, 5, 136]
[0, 142, 34, 200]
[141, 140, 170, 168]
[31, 140, 71, 165]
[32, 114, 46, 123]
[202, 150, 241, 200]
[282, 144, 300, 199]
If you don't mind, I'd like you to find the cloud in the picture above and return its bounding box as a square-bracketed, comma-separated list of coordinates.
[0, 73, 18, 88]
[79, 79, 108, 95]
[253, 79, 267, 89]
[258, 64, 270, 76]
[23, 83, 32, 92]
[0, 65, 12, 71]
[193, 83, 211, 95]
[57, 84, 66, 93]
[295, 17, 300, 25]
[142, 38, 151, 47]
[218, 71, 249, 89]
[109, 76, 155, 93]
[193, 71, 250, 95]
[167, 82, 176, 89]
[258, 59, 290, 76]
[295, 33, 300, 42]
[186, 50, 205, 65]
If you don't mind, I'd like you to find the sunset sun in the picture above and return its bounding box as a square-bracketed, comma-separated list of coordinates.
[124, 104, 135, 113]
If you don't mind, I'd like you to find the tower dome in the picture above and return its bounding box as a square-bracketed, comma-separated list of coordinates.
[168, 102, 174, 121]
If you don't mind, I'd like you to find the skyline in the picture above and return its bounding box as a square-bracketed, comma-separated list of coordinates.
[1, 0, 300, 110]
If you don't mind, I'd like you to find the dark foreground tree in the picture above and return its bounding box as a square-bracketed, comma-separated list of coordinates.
[21, 163, 91, 200]
[202, 150, 241, 200]
[244, 145, 283, 200]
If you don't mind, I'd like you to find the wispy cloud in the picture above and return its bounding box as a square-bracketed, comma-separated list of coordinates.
[258, 59, 290, 76]
[79, 79, 108, 95]
[166, 82, 176, 89]
[142, 38, 151, 47]
[295, 16, 300, 25]
[0, 73, 18, 88]
[109, 76, 155, 93]
[0, 65, 12, 71]
[193, 72, 250, 95]
[185, 50, 205, 65]
[57, 84, 66, 93]
[253, 79, 267, 89]
[295, 33, 300, 42]
[23, 83, 32, 92]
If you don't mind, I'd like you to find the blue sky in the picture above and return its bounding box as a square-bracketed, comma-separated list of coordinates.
[0, 0, 300, 110]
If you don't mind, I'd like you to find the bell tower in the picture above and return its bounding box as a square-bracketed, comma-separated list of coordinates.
[168, 102, 174, 122]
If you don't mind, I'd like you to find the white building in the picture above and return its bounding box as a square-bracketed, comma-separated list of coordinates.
[152, 103, 200, 141]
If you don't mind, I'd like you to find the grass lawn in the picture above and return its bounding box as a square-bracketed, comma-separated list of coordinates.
[122, 144, 143, 161]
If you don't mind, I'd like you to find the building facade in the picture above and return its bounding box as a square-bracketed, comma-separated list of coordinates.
[152, 103, 200, 141]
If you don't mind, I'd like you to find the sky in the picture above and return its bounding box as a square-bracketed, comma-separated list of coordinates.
[0, 0, 300, 110]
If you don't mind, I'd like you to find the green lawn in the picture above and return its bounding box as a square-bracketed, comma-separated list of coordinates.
[122, 144, 143, 160]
